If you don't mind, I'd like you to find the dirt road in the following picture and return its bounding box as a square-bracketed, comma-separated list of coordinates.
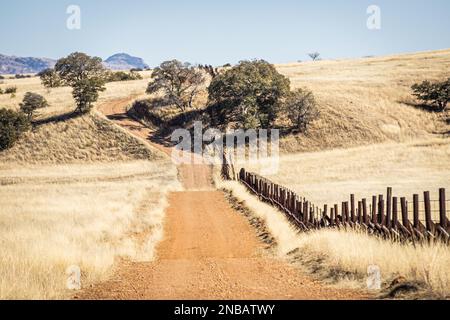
[79, 98, 368, 299]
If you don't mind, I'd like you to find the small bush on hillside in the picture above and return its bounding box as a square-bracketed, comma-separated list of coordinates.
[19, 92, 49, 121]
[0, 108, 30, 151]
[0, 75, 5, 80]
[411, 78, 450, 111]
[283, 88, 319, 132]
[0, 88, 3, 94]
[130, 68, 143, 72]
[4, 87, 17, 94]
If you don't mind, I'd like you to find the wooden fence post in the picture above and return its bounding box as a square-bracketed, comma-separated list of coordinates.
[439, 188, 447, 230]
[424, 191, 433, 233]
[401, 197, 410, 229]
[372, 196, 377, 224]
[303, 202, 309, 224]
[392, 197, 398, 229]
[350, 194, 356, 222]
[413, 194, 419, 230]
[362, 199, 368, 224]
[358, 201, 363, 223]
[378, 195, 385, 225]
[334, 204, 339, 225]
[386, 187, 392, 229]
[342, 202, 347, 222]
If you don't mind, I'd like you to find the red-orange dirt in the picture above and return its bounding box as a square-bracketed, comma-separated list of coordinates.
[78, 98, 369, 300]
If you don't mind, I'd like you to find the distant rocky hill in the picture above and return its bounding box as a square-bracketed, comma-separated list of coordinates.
[0, 53, 149, 74]
[0, 54, 56, 74]
[104, 53, 149, 70]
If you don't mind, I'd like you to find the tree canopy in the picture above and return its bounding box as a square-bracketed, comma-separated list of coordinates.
[208, 60, 291, 128]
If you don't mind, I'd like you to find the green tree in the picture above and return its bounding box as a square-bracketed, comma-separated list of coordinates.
[19, 92, 49, 121]
[55, 52, 107, 113]
[411, 78, 450, 111]
[0, 108, 30, 150]
[146, 60, 205, 113]
[38, 68, 63, 88]
[283, 88, 319, 132]
[208, 60, 291, 128]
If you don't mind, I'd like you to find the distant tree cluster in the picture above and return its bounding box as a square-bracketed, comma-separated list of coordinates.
[207, 60, 318, 130]
[412, 78, 449, 111]
[107, 70, 142, 82]
[14, 74, 33, 79]
[144, 59, 319, 132]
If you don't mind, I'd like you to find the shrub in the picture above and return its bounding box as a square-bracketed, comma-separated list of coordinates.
[411, 78, 450, 111]
[19, 92, 49, 120]
[0, 75, 5, 80]
[208, 60, 291, 129]
[0, 108, 30, 151]
[283, 88, 319, 132]
[38, 68, 63, 88]
[107, 71, 142, 82]
[0, 88, 3, 94]
[4, 87, 17, 94]
[14, 74, 32, 79]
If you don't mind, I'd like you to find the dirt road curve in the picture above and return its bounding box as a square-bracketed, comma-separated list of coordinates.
[79, 98, 368, 299]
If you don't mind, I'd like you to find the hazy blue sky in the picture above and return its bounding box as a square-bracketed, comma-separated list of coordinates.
[1, 0, 449, 66]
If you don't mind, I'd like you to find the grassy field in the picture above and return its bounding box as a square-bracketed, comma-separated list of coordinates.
[277, 49, 450, 152]
[0, 161, 180, 299]
[0, 71, 152, 118]
[0, 71, 181, 299]
[246, 137, 450, 220]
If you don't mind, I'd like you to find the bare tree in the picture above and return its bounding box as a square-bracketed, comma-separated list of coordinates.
[146, 60, 205, 113]
[308, 52, 321, 61]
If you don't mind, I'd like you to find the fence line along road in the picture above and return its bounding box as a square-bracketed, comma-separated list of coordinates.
[236, 168, 450, 244]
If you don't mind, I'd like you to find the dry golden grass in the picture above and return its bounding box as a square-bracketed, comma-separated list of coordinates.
[0, 71, 183, 299]
[246, 137, 450, 218]
[218, 179, 450, 298]
[0, 114, 162, 164]
[0, 161, 181, 299]
[0, 71, 152, 118]
[276, 49, 450, 152]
